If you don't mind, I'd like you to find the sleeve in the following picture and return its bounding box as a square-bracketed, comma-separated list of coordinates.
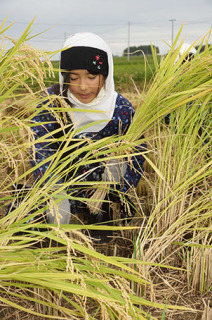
[116, 103, 146, 193]
[92, 95, 146, 193]
[121, 143, 146, 193]
[30, 103, 63, 185]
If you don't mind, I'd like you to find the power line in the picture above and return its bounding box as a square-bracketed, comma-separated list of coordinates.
[0, 19, 126, 27]
[0, 18, 211, 28]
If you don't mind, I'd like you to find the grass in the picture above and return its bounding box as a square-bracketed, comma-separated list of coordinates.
[0, 19, 212, 319]
[113, 55, 158, 93]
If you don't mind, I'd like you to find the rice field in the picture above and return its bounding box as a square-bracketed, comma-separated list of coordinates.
[0, 19, 212, 320]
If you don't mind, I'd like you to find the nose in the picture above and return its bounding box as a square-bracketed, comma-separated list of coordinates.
[80, 80, 88, 91]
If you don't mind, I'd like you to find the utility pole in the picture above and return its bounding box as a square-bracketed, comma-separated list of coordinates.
[169, 19, 176, 46]
[127, 21, 130, 61]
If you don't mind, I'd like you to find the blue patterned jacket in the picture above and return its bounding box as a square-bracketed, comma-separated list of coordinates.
[30, 85, 146, 193]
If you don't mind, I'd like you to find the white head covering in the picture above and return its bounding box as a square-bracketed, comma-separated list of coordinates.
[59, 32, 118, 133]
[174, 43, 197, 64]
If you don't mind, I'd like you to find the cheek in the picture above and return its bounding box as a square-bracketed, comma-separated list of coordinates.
[69, 84, 77, 93]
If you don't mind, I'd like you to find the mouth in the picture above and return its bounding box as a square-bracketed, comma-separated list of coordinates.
[79, 93, 91, 99]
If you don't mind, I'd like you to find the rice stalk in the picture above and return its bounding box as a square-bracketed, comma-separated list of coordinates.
[201, 300, 212, 320]
[130, 30, 212, 307]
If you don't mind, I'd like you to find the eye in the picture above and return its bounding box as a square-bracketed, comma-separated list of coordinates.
[88, 75, 97, 80]
[70, 77, 78, 81]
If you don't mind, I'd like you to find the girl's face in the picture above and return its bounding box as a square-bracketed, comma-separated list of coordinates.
[69, 69, 105, 104]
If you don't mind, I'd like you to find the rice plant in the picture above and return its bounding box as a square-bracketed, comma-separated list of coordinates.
[130, 26, 212, 316]
[0, 18, 211, 319]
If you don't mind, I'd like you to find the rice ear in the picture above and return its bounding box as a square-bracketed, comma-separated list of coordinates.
[87, 186, 108, 214]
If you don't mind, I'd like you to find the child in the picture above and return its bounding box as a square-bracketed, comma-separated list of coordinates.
[174, 43, 197, 65]
[30, 32, 146, 241]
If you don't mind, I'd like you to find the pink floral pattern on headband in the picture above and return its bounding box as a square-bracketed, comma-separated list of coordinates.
[93, 55, 103, 70]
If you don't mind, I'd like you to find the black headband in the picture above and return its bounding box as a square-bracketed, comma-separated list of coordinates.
[60, 46, 109, 77]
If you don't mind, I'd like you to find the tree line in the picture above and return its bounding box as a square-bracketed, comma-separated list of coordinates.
[123, 44, 211, 56]
[123, 45, 159, 56]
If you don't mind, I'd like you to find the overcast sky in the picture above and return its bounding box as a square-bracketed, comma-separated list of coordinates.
[1, 0, 211, 58]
